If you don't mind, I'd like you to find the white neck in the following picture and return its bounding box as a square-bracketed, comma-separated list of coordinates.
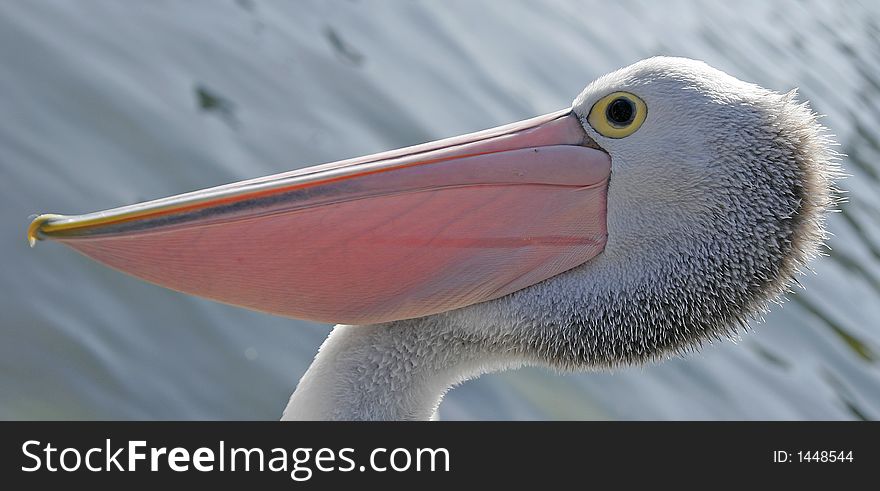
[282, 317, 520, 420]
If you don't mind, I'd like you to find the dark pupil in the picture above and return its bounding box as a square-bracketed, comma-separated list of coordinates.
[606, 97, 635, 126]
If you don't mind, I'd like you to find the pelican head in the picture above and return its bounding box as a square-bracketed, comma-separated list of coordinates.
[456, 56, 840, 370]
[29, 57, 839, 419]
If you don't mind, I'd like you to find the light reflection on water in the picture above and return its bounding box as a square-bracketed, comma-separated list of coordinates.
[1, 0, 878, 420]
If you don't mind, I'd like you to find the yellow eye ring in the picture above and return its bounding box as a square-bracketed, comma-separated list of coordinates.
[587, 91, 647, 139]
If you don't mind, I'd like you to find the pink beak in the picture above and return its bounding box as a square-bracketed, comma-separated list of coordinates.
[29, 109, 611, 324]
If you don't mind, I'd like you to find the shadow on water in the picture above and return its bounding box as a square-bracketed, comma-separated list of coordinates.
[747, 342, 791, 369]
[234, 0, 255, 13]
[822, 370, 871, 421]
[791, 296, 876, 364]
[837, 203, 880, 262]
[827, 247, 880, 298]
[195, 85, 238, 127]
[847, 123, 880, 183]
[323, 26, 364, 66]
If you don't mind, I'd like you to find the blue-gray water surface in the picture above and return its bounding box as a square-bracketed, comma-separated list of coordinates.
[2, 0, 879, 420]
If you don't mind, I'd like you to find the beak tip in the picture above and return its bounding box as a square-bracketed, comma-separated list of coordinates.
[28, 213, 63, 247]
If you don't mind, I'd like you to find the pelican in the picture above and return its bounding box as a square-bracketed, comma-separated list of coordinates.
[28, 57, 838, 420]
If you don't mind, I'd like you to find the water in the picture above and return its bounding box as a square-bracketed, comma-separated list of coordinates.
[2, 0, 878, 420]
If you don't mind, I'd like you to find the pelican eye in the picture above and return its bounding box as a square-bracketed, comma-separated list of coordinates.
[588, 91, 647, 138]
[607, 98, 634, 126]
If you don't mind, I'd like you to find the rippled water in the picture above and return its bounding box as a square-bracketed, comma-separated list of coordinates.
[2, 0, 878, 420]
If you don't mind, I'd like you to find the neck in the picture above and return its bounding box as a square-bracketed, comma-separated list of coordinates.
[280, 219, 782, 421]
[282, 316, 520, 420]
